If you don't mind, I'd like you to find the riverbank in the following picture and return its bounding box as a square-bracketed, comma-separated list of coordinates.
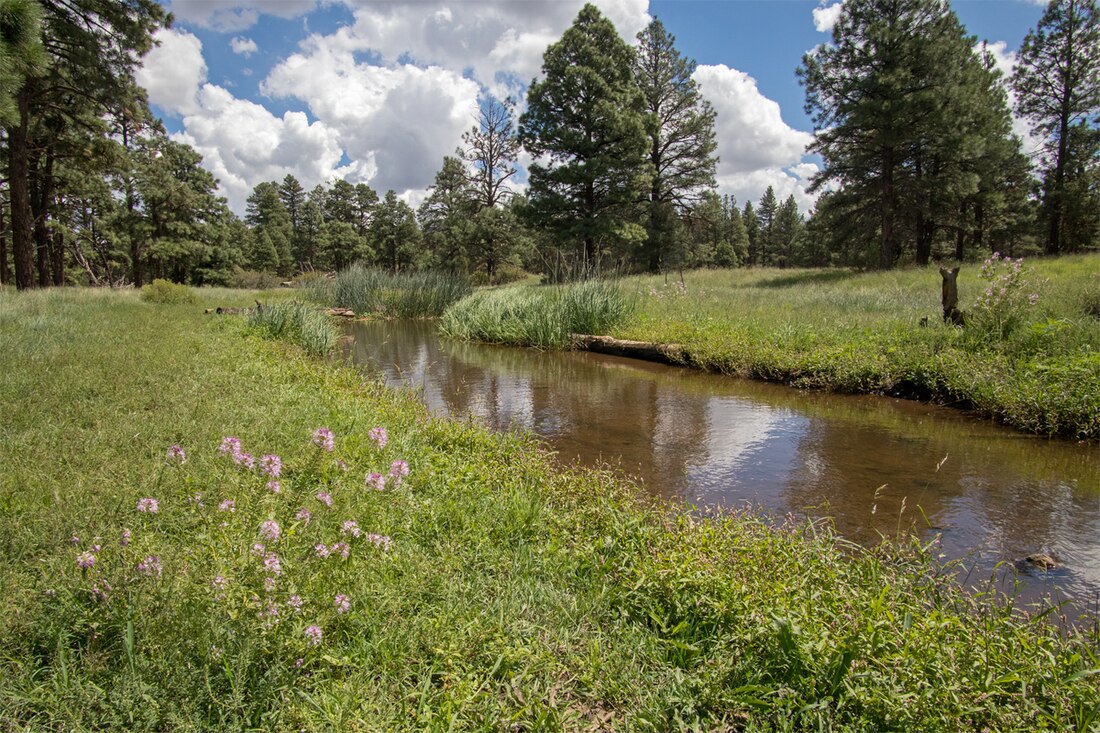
[1, 287, 1097, 730]
[614, 257, 1099, 439]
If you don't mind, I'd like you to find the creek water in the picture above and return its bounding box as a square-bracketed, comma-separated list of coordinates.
[344, 319, 1100, 611]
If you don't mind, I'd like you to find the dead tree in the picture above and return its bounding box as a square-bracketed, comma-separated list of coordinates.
[939, 267, 964, 326]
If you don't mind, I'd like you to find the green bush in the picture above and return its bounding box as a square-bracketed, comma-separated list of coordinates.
[140, 279, 196, 304]
[232, 267, 283, 290]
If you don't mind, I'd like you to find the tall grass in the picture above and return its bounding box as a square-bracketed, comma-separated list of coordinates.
[314, 264, 471, 318]
[247, 301, 337, 357]
[0, 287, 1097, 730]
[440, 279, 636, 349]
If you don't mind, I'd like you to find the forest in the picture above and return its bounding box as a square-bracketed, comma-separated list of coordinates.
[0, 0, 1097, 290]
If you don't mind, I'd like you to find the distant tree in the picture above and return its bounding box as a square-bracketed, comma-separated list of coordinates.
[371, 190, 421, 272]
[742, 200, 759, 266]
[245, 181, 293, 274]
[635, 17, 718, 271]
[418, 156, 475, 271]
[756, 186, 778, 267]
[278, 174, 305, 264]
[1013, 0, 1100, 253]
[773, 195, 804, 268]
[461, 96, 520, 209]
[298, 188, 326, 270]
[321, 220, 369, 271]
[519, 3, 649, 272]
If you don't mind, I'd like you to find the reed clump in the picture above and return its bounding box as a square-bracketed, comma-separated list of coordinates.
[440, 278, 636, 349]
[314, 264, 471, 319]
[247, 301, 337, 357]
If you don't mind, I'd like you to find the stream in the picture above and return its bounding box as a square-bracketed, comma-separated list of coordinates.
[345, 319, 1100, 612]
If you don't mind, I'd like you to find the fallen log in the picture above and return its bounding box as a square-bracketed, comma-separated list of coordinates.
[571, 334, 686, 365]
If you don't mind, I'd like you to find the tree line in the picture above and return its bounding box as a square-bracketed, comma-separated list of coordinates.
[1, 0, 1097, 290]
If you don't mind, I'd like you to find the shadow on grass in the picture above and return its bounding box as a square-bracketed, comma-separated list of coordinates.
[752, 269, 862, 289]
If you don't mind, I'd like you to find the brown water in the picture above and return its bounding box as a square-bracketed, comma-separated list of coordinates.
[345, 319, 1100, 609]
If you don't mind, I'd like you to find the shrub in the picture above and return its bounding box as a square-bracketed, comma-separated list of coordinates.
[232, 268, 283, 290]
[140, 279, 197, 304]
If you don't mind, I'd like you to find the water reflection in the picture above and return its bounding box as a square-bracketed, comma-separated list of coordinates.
[345, 320, 1100, 607]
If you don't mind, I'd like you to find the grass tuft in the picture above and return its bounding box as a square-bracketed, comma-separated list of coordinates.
[247, 301, 338, 357]
[313, 265, 471, 319]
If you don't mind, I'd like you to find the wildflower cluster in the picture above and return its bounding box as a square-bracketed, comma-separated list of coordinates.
[971, 252, 1041, 340]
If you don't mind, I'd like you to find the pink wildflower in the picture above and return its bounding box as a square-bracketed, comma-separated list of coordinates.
[91, 580, 110, 602]
[218, 499, 235, 512]
[76, 551, 96, 569]
[366, 472, 386, 491]
[191, 492, 204, 507]
[304, 625, 323, 646]
[389, 460, 409, 486]
[334, 594, 350, 614]
[286, 595, 303, 613]
[341, 520, 361, 538]
[367, 533, 393, 551]
[120, 528, 131, 547]
[219, 436, 241, 455]
[335, 459, 348, 472]
[251, 542, 266, 556]
[314, 543, 330, 558]
[212, 575, 229, 591]
[260, 454, 282, 478]
[368, 427, 388, 449]
[266, 480, 282, 494]
[311, 427, 335, 452]
[69, 535, 80, 545]
[295, 507, 312, 524]
[259, 520, 281, 542]
[263, 552, 283, 576]
[136, 497, 159, 514]
[137, 556, 162, 577]
[235, 452, 255, 469]
[263, 577, 277, 592]
[166, 444, 187, 463]
[331, 541, 350, 559]
[315, 491, 333, 507]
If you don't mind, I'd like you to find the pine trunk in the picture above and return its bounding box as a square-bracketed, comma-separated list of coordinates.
[8, 87, 36, 290]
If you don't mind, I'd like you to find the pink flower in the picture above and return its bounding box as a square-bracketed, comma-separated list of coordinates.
[219, 436, 241, 455]
[263, 553, 283, 576]
[304, 625, 323, 646]
[335, 459, 348, 472]
[69, 535, 80, 545]
[334, 594, 350, 614]
[120, 529, 131, 547]
[259, 520, 281, 542]
[218, 499, 235, 513]
[137, 556, 162, 577]
[389, 461, 409, 486]
[1029, 293, 1040, 305]
[295, 507, 312, 524]
[331, 541, 350, 559]
[212, 575, 228, 591]
[263, 577, 277, 592]
[311, 428, 335, 452]
[166, 444, 187, 463]
[260, 454, 282, 478]
[286, 595, 303, 613]
[367, 533, 393, 551]
[314, 543, 330, 558]
[251, 542, 266, 556]
[136, 498, 159, 514]
[366, 472, 386, 491]
[341, 520, 361, 538]
[76, 551, 96, 569]
[91, 580, 110, 602]
[315, 491, 333, 507]
[368, 427, 388, 449]
[191, 492, 204, 507]
[266, 480, 282, 494]
[234, 452, 255, 470]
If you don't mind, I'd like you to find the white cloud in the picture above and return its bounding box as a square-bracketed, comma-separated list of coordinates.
[166, 0, 316, 32]
[174, 84, 348, 213]
[263, 43, 480, 195]
[230, 36, 258, 57]
[694, 64, 818, 210]
[813, 1, 844, 33]
[136, 28, 207, 116]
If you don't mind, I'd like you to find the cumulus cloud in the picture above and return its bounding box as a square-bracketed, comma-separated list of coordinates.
[979, 40, 1045, 156]
[174, 84, 348, 212]
[694, 64, 818, 210]
[136, 28, 207, 116]
[813, 1, 845, 33]
[166, 0, 317, 32]
[230, 36, 258, 57]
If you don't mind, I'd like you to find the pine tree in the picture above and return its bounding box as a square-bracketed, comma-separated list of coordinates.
[1013, 0, 1100, 253]
[278, 174, 305, 265]
[635, 18, 718, 272]
[742, 200, 759, 266]
[756, 186, 778, 267]
[371, 190, 421, 273]
[418, 156, 475, 271]
[519, 3, 649, 273]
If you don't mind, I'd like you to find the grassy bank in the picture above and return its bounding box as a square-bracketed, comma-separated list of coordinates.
[1, 287, 1097, 731]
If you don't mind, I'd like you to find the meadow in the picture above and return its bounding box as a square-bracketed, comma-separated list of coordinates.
[0, 285, 1097, 730]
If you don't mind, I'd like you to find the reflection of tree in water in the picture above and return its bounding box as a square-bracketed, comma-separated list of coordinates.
[344, 320, 1100, 603]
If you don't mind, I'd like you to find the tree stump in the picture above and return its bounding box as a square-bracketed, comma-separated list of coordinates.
[939, 267, 964, 326]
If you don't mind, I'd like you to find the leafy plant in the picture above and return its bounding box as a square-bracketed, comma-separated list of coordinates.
[140, 279, 196, 304]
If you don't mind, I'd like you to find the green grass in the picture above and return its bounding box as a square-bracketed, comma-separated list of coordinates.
[602, 256, 1100, 438]
[247, 300, 338, 357]
[1, 287, 1098, 731]
[314, 265, 472, 319]
[440, 279, 636, 349]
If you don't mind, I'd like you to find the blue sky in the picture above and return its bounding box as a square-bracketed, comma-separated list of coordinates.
[138, 0, 1046, 215]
